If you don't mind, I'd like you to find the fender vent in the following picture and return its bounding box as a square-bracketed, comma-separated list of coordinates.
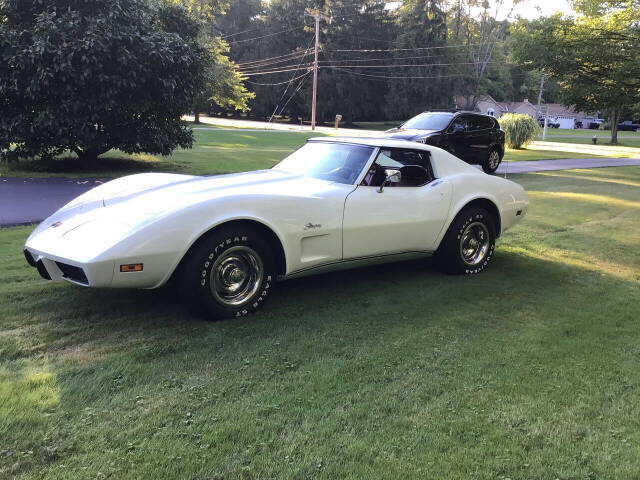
[55, 262, 88, 285]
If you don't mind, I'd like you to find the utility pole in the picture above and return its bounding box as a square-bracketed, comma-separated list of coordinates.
[537, 72, 549, 140]
[305, 10, 329, 131]
[311, 14, 319, 131]
[536, 73, 545, 111]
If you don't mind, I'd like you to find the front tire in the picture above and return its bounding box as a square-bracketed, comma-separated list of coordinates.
[435, 207, 496, 275]
[177, 227, 276, 320]
[482, 148, 502, 174]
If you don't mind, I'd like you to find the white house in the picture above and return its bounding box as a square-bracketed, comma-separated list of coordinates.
[455, 95, 599, 129]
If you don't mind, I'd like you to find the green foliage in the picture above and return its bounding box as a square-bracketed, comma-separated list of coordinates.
[510, 6, 640, 143]
[214, 0, 524, 122]
[0, 0, 208, 162]
[498, 113, 539, 149]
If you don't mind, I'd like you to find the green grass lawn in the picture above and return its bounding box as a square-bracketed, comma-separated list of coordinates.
[1, 127, 636, 179]
[2, 167, 639, 479]
[537, 128, 640, 147]
[0, 129, 323, 178]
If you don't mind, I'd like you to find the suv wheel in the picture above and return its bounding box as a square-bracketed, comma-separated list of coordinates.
[482, 148, 502, 174]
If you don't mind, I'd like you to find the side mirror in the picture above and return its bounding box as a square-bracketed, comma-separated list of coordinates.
[378, 169, 401, 193]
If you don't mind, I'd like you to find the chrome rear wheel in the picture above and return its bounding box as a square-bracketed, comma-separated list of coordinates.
[459, 222, 490, 266]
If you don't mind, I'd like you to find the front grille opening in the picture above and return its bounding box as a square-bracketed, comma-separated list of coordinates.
[55, 262, 88, 285]
[35, 259, 52, 280]
[24, 249, 36, 267]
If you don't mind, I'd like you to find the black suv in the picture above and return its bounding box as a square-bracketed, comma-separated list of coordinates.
[382, 111, 505, 173]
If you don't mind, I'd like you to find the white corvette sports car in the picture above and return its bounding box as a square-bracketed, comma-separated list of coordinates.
[24, 137, 529, 319]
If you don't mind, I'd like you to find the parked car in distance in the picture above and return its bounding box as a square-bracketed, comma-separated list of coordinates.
[381, 111, 505, 174]
[537, 117, 560, 128]
[586, 119, 603, 130]
[24, 138, 529, 320]
[618, 120, 640, 132]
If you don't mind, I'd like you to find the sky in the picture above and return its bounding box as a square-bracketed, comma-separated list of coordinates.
[494, 0, 575, 20]
[384, 1, 576, 20]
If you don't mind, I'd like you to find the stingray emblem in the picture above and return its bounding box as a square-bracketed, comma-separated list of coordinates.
[304, 222, 321, 230]
[50, 221, 63, 228]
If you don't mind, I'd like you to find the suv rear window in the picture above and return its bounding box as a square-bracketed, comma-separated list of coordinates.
[467, 115, 494, 131]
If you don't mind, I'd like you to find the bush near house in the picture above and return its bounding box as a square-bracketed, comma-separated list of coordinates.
[498, 113, 540, 149]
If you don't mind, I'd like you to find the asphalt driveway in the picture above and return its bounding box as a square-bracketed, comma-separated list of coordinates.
[2, 157, 640, 227]
[0, 178, 107, 226]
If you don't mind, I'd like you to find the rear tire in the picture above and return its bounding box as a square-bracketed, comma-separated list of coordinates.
[177, 227, 276, 320]
[482, 148, 502, 174]
[435, 207, 496, 275]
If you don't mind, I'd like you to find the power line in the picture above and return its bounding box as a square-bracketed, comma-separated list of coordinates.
[329, 66, 539, 81]
[318, 52, 469, 63]
[228, 25, 309, 45]
[239, 52, 313, 72]
[266, 37, 316, 122]
[320, 61, 498, 68]
[328, 43, 485, 52]
[220, 26, 261, 39]
[327, 67, 470, 79]
[237, 49, 312, 67]
[277, 71, 313, 117]
[245, 71, 311, 86]
[239, 65, 314, 76]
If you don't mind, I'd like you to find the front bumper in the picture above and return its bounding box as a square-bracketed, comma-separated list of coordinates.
[23, 247, 114, 287]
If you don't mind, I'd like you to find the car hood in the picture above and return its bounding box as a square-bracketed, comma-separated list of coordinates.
[380, 128, 439, 140]
[26, 170, 341, 256]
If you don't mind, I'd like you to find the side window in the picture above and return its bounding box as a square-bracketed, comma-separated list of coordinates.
[467, 115, 486, 131]
[449, 117, 467, 133]
[361, 148, 434, 187]
[480, 116, 495, 130]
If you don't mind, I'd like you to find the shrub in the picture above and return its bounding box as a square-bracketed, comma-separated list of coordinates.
[600, 121, 611, 130]
[0, 0, 208, 162]
[498, 113, 540, 149]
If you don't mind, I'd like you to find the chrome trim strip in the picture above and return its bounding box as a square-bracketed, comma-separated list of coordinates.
[281, 250, 433, 280]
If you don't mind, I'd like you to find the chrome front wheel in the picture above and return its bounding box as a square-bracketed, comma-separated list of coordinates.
[178, 228, 276, 320]
[210, 246, 264, 307]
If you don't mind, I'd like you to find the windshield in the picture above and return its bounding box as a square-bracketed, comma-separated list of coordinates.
[402, 113, 453, 130]
[273, 142, 374, 185]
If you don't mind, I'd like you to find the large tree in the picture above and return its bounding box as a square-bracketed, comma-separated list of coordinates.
[173, 0, 254, 122]
[0, 0, 208, 162]
[511, 4, 640, 143]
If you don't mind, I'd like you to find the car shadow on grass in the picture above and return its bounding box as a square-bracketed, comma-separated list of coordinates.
[13, 246, 636, 362]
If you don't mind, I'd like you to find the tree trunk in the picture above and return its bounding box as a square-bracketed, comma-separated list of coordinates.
[73, 146, 109, 163]
[610, 107, 619, 144]
[194, 111, 200, 124]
